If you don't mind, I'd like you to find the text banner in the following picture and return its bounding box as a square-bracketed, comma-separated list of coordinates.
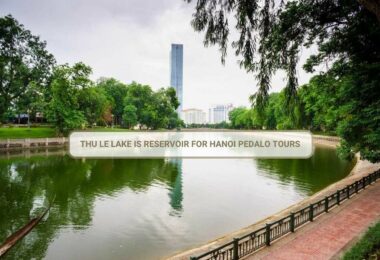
[69, 131, 313, 158]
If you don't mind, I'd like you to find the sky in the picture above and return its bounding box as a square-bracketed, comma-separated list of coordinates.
[0, 0, 318, 111]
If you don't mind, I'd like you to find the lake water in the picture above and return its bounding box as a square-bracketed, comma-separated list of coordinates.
[0, 145, 355, 259]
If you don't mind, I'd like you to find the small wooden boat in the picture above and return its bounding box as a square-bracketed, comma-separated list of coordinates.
[0, 199, 54, 257]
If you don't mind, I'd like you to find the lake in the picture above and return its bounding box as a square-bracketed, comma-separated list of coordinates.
[0, 145, 355, 259]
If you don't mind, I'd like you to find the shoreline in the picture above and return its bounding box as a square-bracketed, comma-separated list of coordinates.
[0, 137, 67, 150]
[166, 137, 380, 260]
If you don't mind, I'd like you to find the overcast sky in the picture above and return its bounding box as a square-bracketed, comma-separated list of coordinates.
[0, 0, 317, 111]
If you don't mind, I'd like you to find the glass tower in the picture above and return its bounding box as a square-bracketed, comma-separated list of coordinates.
[170, 44, 183, 117]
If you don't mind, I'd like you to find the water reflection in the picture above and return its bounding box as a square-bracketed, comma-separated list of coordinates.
[256, 147, 356, 195]
[167, 159, 183, 215]
[0, 146, 355, 259]
[0, 155, 183, 259]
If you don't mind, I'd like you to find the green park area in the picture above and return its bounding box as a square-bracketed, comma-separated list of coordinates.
[0, 126, 132, 139]
[0, 127, 56, 139]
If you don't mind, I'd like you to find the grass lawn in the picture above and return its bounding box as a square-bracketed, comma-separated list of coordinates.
[343, 221, 380, 260]
[0, 127, 57, 139]
[0, 126, 131, 139]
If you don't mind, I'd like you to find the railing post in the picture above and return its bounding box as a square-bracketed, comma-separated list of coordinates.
[337, 190, 340, 205]
[309, 204, 314, 222]
[324, 196, 329, 213]
[233, 238, 239, 260]
[355, 181, 359, 193]
[290, 212, 295, 232]
[346, 185, 350, 199]
[265, 224, 271, 246]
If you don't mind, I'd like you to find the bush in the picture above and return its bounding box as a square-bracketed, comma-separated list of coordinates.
[343, 221, 380, 260]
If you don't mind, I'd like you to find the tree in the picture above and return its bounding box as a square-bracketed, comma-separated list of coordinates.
[46, 63, 92, 134]
[96, 78, 129, 125]
[122, 104, 137, 129]
[298, 75, 340, 133]
[147, 88, 180, 129]
[187, 0, 380, 162]
[123, 84, 181, 129]
[167, 111, 183, 129]
[330, 63, 380, 162]
[0, 15, 55, 120]
[229, 107, 254, 129]
[13, 81, 44, 123]
[78, 87, 109, 127]
[123, 82, 154, 128]
[186, 0, 379, 105]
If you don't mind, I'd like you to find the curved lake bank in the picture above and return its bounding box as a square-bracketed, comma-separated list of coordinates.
[0, 144, 355, 259]
[171, 143, 380, 260]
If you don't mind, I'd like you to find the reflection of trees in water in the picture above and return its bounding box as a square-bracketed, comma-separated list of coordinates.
[167, 159, 183, 216]
[256, 147, 356, 194]
[0, 155, 183, 259]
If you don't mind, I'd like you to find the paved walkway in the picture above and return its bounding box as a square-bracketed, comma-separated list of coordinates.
[245, 181, 380, 260]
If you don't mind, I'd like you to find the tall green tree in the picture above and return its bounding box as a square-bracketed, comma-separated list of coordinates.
[96, 78, 128, 125]
[78, 87, 109, 127]
[229, 107, 255, 129]
[0, 15, 55, 120]
[123, 83, 181, 129]
[148, 87, 180, 129]
[123, 82, 153, 128]
[298, 75, 341, 133]
[46, 63, 92, 134]
[122, 104, 137, 129]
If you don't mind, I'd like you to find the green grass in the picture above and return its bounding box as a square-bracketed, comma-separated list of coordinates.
[343, 221, 380, 260]
[0, 126, 132, 139]
[0, 127, 57, 139]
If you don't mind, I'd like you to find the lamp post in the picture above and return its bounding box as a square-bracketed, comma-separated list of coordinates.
[111, 114, 114, 129]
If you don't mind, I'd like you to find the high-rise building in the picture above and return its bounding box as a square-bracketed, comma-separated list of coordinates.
[170, 44, 183, 117]
[183, 108, 206, 125]
[208, 104, 234, 124]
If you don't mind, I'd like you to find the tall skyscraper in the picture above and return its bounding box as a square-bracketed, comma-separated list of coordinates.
[170, 44, 183, 117]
